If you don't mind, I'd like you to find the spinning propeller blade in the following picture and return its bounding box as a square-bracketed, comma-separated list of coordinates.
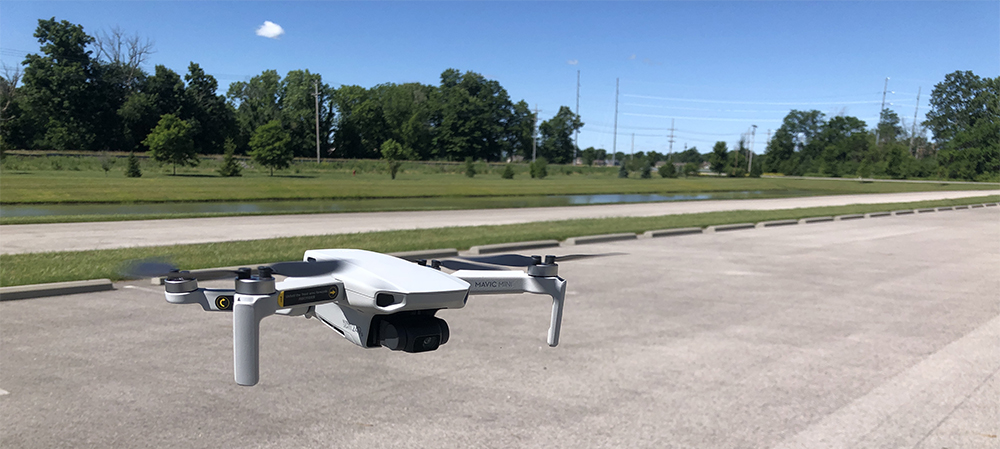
[460, 252, 623, 267]
[268, 260, 342, 277]
[437, 259, 505, 271]
[123, 259, 343, 281]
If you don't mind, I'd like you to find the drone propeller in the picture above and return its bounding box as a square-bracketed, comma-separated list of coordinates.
[122, 259, 343, 281]
[436, 259, 502, 271]
[459, 252, 623, 267]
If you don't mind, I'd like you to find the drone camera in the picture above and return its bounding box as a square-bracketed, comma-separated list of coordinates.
[376, 314, 450, 353]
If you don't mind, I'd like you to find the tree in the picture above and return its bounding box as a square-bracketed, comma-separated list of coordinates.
[125, 151, 142, 177]
[464, 157, 477, 178]
[18, 18, 101, 151]
[926, 71, 999, 181]
[249, 120, 292, 176]
[618, 163, 628, 178]
[682, 162, 699, 177]
[709, 141, 728, 174]
[184, 62, 233, 154]
[143, 113, 197, 175]
[380, 138, 415, 179]
[640, 163, 652, 179]
[658, 163, 676, 178]
[875, 108, 905, 146]
[529, 157, 548, 179]
[228, 70, 282, 152]
[92, 25, 154, 92]
[501, 164, 515, 179]
[217, 138, 242, 177]
[580, 147, 597, 166]
[537, 106, 583, 164]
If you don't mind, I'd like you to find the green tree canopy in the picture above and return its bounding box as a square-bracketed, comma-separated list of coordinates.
[142, 113, 197, 175]
[249, 120, 292, 176]
[538, 106, 583, 164]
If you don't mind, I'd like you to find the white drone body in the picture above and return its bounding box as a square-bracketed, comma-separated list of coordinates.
[158, 249, 567, 386]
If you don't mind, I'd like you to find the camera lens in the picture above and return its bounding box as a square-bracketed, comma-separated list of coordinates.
[377, 315, 449, 353]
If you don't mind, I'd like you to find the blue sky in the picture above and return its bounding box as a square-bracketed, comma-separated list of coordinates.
[2, 1, 997, 155]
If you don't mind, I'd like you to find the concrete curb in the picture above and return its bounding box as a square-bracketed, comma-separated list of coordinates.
[0, 279, 114, 301]
[7, 200, 997, 298]
[643, 227, 704, 238]
[756, 219, 798, 228]
[800, 216, 835, 224]
[564, 233, 637, 246]
[389, 248, 459, 261]
[468, 240, 560, 255]
[706, 223, 756, 233]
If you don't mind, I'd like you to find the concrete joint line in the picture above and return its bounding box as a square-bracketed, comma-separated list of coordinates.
[772, 314, 1000, 449]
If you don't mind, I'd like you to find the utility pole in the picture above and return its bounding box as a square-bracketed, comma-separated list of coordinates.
[612, 77, 619, 166]
[875, 77, 889, 146]
[910, 87, 921, 157]
[748, 125, 757, 172]
[574, 69, 580, 165]
[667, 118, 675, 153]
[532, 104, 539, 162]
[313, 80, 321, 163]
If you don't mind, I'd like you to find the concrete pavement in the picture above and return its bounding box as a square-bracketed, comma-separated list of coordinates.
[1, 207, 996, 448]
[1, 190, 996, 254]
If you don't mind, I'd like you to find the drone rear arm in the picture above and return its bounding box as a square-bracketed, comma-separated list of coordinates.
[451, 270, 567, 347]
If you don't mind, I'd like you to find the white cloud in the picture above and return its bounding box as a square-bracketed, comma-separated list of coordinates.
[567, 59, 579, 65]
[256, 21, 285, 39]
[629, 54, 636, 60]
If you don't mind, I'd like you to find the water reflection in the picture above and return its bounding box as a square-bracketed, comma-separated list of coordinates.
[1, 190, 797, 218]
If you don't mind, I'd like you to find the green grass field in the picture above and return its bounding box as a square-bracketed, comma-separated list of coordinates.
[2, 158, 995, 205]
[1, 195, 995, 287]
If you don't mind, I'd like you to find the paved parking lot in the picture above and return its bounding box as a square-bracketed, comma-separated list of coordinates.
[1, 207, 997, 448]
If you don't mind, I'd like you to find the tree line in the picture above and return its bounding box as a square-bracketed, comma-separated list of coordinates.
[1, 19, 995, 181]
[0, 18, 584, 166]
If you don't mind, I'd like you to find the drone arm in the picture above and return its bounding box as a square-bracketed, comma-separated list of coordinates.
[165, 289, 236, 312]
[451, 270, 567, 347]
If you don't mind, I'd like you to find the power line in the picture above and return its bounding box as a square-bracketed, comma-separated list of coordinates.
[624, 93, 881, 106]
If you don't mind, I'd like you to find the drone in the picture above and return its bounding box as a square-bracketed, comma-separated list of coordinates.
[127, 249, 609, 386]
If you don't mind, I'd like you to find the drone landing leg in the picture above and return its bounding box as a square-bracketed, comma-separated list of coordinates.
[453, 271, 567, 347]
[233, 294, 278, 386]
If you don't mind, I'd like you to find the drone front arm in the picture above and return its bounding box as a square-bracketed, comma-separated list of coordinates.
[165, 288, 236, 312]
[451, 270, 567, 347]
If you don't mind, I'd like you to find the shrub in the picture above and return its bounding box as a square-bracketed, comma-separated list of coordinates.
[217, 138, 242, 177]
[125, 152, 142, 178]
[529, 157, 548, 179]
[658, 163, 676, 178]
[464, 157, 476, 178]
[618, 164, 629, 178]
[501, 164, 515, 179]
[640, 164, 652, 179]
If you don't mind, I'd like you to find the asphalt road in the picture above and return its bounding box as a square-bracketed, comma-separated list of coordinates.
[1, 190, 997, 254]
[1, 207, 997, 448]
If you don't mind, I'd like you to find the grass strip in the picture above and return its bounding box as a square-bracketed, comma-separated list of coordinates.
[1, 195, 996, 287]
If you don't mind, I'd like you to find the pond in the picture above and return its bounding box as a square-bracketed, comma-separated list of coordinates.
[0, 190, 813, 219]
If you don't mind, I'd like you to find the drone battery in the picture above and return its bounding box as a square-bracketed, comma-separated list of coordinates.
[377, 315, 450, 353]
